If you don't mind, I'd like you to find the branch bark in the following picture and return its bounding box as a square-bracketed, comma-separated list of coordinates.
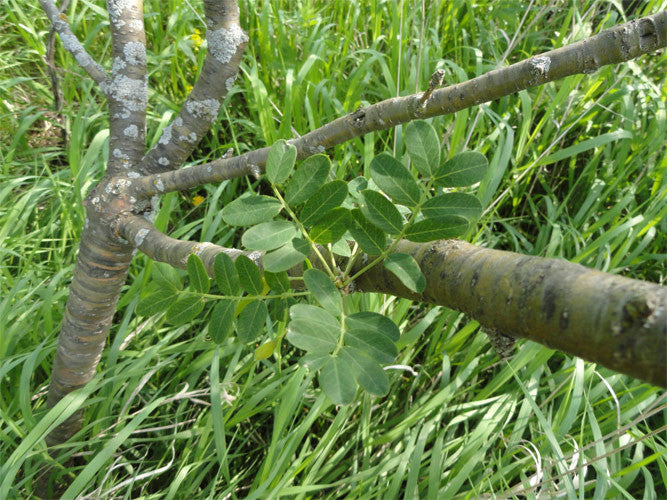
[128, 11, 667, 198]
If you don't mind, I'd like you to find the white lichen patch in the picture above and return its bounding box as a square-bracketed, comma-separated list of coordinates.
[108, 0, 135, 22]
[123, 124, 138, 138]
[191, 241, 216, 256]
[207, 25, 248, 64]
[134, 227, 149, 246]
[128, 19, 143, 31]
[112, 56, 126, 72]
[154, 177, 165, 192]
[225, 75, 237, 92]
[531, 55, 551, 77]
[127, 171, 141, 178]
[123, 41, 146, 66]
[158, 124, 173, 145]
[107, 74, 147, 112]
[158, 157, 170, 166]
[175, 117, 183, 127]
[186, 98, 221, 122]
[112, 148, 130, 160]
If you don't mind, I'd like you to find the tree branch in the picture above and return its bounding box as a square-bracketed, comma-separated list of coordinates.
[129, 11, 667, 198]
[39, 0, 112, 90]
[140, 0, 247, 174]
[117, 215, 666, 387]
[105, 0, 148, 176]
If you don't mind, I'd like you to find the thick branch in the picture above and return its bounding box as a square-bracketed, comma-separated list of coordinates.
[354, 240, 667, 388]
[117, 216, 666, 387]
[105, 0, 148, 175]
[39, 0, 112, 90]
[140, 0, 247, 174]
[129, 11, 667, 197]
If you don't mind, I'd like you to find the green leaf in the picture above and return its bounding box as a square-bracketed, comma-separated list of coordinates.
[266, 139, 297, 185]
[300, 352, 331, 371]
[187, 254, 210, 294]
[254, 340, 276, 360]
[209, 299, 237, 344]
[214, 253, 241, 296]
[222, 195, 282, 226]
[348, 209, 386, 255]
[345, 312, 400, 342]
[304, 268, 343, 315]
[264, 270, 290, 294]
[421, 193, 483, 220]
[383, 253, 426, 293]
[300, 180, 348, 226]
[285, 154, 331, 205]
[136, 288, 177, 317]
[262, 237, 310, 273]
[242, 220, 298, 251]
[310, 207, 350, 244]
[286, 304, 340, 353]
[360, 190, 403, 235]
[339, 347, 389, 396]
[319, 355, 356, 405]
[369, 152, 421, 207]
[434, 151, 488, 187]
[405, 120, 440, 176]
[348, 176, 368, 198]
[344, 327, 397, 364]
[235, 255, 263, 295]
[166, 293, 204, 325]
[405, 216, 469, 242]
[152, 262, 182, 292]
[237, 300, 268, 342]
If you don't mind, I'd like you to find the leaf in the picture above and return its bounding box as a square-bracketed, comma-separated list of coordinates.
[255, 340, 276, 360]
[360, 190, 403, 235]
[237, 300, 268, 342]
[136, 288, 177, 317]
[235, 255, 263, 295]
[266, 139, 297, 185]
[348, 176, 368, 198]
[222, 195, 282, 226]
[319, 355, 356, 405]
[344, 327, 398, 364]
[369, 152, 421, 207]
[405, 120, 440, 176]
[310, 207, 350, 244]
[300, 180, 348, 226]
[214, 253, 241, 296]
[348, 209, 386, 255]
[405, 216, 469, 242]
[345, 312, 400, 342]
[242, 220, 298, 251]
[187, 254, 210, 294]
[300, 352, 331, 371]
[304, 268, 343, 315]
[152, 262, 182, 292]
[286, 304, 340, 353]
[262, 237, 310, 272]
[166, 293, 204, 325]
[285, 154, 331, 205]
[339, 347, 389, 396]
[383, 253, 426, 293]
[434, 151, 488, 187]
[264, 270, 290, 294]
[209, 299, 237, 344]
[421, 193, 483, 220]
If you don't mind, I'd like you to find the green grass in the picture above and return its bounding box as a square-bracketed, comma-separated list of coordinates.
[1, 0, 666, 497]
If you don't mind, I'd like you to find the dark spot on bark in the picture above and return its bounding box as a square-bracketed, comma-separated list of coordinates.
[543, 286, 557, 321]
[638, 18, 657, 50]
[470, 270, 479, 289]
